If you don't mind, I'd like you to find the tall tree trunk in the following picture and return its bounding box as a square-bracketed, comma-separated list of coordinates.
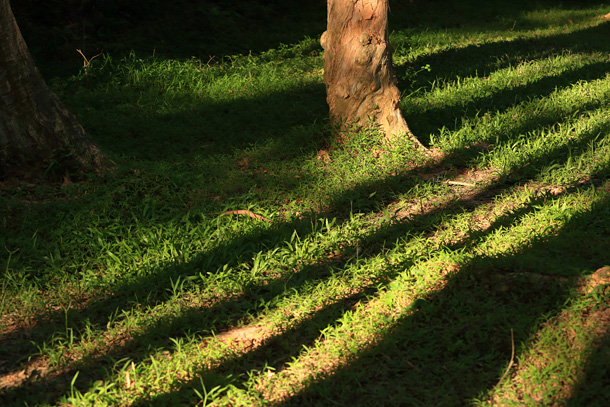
[321, 0, 424, 148]
[0, 0, 104, 179]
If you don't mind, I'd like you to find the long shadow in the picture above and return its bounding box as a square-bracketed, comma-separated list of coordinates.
[81, 81, 328, 161]
[123, 99, 610, 402]
[123, 153, 610, 405]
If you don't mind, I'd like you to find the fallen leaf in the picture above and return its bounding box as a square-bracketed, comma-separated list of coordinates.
[317, 150, 331, 163]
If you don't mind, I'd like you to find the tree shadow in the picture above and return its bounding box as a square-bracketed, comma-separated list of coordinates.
[132, 180, 608, 405]
[80, 80, 328, 162]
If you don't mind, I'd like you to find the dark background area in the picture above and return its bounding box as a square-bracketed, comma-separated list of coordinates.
[11, 0, 327, 77]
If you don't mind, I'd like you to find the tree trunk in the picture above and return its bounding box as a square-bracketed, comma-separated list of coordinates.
[321, 0, 424, 148]
[0, 0, 104, 179]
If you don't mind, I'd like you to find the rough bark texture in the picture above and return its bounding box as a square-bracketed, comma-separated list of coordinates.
[0, 0, 104, 179]
[321, 0, 423, 147]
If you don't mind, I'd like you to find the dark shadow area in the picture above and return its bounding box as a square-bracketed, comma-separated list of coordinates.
[133, 170, 610, 405]
[11, 0, 327, 78]
[390, 0, 610, 33]
[80, 82, 328, 161]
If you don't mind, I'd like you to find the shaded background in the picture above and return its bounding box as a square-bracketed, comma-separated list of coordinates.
[12, 0, 326, 77]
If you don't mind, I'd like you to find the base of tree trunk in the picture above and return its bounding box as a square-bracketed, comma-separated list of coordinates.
[0, 0, 108, 181]
[322, 0, 426, 151]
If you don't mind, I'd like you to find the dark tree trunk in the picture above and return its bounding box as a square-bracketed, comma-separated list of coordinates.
[321, 0, 424, 148]
[0, 0, 104, 179]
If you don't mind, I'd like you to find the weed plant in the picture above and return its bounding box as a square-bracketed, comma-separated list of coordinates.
[1, 0, 610, 406]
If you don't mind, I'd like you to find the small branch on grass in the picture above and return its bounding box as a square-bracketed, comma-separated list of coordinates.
[497, 328, 515, 386]
[220, 210, 270, 222]
[446, 180, 476, 187]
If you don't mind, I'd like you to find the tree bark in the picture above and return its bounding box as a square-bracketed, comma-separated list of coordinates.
[0, 0, 104, 179]
[321, 0, 424, 148]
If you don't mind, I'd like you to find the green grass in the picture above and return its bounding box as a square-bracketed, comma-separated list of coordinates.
[2, 0, 610, 405]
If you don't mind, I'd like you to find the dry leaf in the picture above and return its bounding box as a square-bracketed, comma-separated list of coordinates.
[317, 150, 331, 163]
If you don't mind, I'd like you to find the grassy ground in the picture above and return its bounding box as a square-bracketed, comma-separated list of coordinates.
[2, 0, 610, 405]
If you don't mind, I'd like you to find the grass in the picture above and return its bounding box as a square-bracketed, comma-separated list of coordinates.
[2, 0, 610, 405]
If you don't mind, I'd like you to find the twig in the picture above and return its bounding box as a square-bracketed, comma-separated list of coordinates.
[446, 180, 476, 187]
[220, 210, 270, 222]
[497, 328, 515, 386]
[76, 49, 102, 75]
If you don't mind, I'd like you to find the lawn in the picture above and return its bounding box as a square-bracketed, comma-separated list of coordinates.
[1, 0, 610, 405]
